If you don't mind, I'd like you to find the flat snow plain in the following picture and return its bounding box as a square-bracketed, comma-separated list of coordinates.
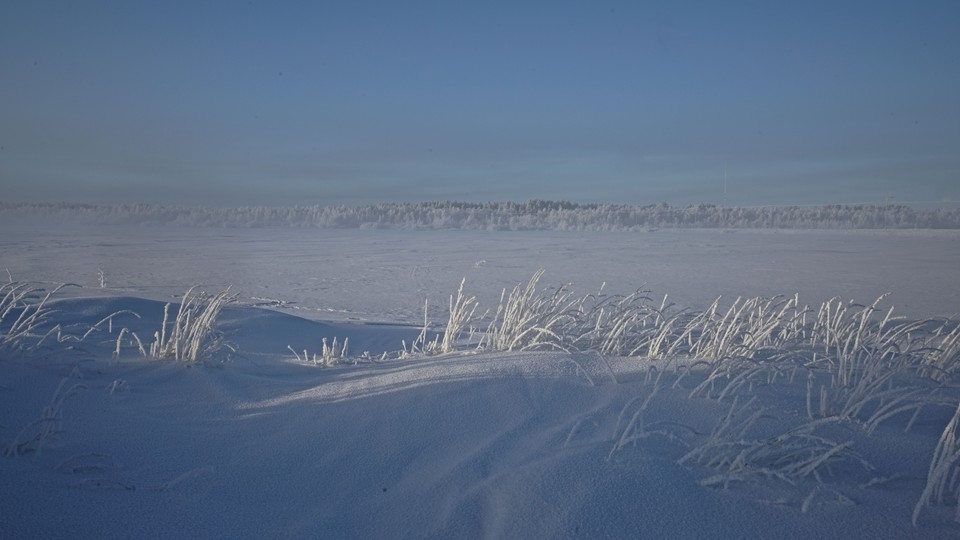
[2, 223, 960, 538]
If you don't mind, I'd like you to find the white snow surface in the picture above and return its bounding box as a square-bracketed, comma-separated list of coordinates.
[3, 224, 959, 322]
[2, 224, 960, 538]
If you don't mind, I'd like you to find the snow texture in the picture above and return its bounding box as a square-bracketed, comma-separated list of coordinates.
[2, 222, 960, 539]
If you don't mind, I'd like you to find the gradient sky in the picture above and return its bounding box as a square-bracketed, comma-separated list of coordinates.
[2, 1, 958, 207]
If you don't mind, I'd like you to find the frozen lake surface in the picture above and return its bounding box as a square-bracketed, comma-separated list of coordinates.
[3, 224, 958, 321]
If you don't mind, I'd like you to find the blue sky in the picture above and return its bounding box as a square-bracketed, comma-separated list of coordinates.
[1, 1, 958, 207]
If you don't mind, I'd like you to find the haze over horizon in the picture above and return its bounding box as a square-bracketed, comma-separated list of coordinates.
[2, 2, 958, 208]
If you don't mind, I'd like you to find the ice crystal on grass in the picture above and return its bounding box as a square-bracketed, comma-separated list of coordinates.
[149, 287, 234, 363]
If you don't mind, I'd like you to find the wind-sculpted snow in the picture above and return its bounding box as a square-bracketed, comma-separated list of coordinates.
[241, 352, 624, 406]
[4, 200, 960, 229]
[2, 289, 958, 538]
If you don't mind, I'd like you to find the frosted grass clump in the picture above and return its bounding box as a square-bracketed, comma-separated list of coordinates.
[150, 287, 234, 363]
[288, 337, 349, 367]
[439, 278, 479, 354]
[1, 281, 66, 353]
[914, 401, 960, 526]
[429, 272, 960, 386]
[678, 400, 872, 489]
[479, 269, 578, 352]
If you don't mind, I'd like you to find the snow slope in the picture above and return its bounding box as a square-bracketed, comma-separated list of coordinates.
[2, 225, 960, 538]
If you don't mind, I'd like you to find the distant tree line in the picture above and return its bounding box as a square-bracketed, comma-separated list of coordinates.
[3, 201, 960, 230]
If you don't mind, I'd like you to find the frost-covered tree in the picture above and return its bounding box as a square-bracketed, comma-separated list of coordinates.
[2, 201, 958, 230]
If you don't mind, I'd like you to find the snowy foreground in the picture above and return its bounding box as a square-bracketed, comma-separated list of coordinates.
[2, 225, 960, 538]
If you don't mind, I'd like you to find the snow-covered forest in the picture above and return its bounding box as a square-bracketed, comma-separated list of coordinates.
[4, 201, 960, 230]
